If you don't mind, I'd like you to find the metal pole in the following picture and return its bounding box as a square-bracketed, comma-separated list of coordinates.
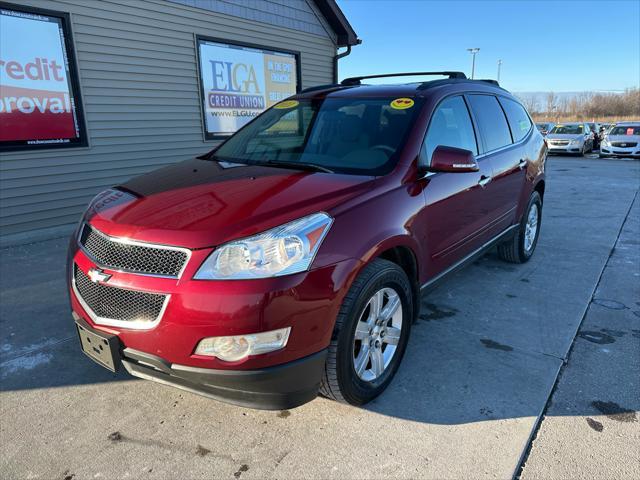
[467, 48, 480, 79]
[497, 59, 502, 82]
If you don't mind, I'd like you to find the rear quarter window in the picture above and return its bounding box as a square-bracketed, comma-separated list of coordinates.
[468, 95, 513, 152]
[499, 97, 532, 142]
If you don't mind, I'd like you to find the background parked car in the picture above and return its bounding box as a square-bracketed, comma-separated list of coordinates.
[535, 122, 554, 136]
[546, 123, 593, 156]
[587, 122, 601, 149]
[599, 122, 640, 158]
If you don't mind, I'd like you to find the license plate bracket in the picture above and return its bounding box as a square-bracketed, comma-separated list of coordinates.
[76, 320, 120, 372]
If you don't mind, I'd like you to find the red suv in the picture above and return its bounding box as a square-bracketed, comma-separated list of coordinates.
[69, 72, 547, 409]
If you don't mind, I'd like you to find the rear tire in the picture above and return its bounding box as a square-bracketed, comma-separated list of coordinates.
[320, 259, 413, 405]
[497, 191, 542, 264]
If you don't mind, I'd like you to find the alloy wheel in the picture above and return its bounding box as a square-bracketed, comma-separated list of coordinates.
[524, 203, 539, 253]
[352, 287, 403, 382]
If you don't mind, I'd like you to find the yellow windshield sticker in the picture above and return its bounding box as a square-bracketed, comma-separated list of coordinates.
[390, 98, 414, 110]
[274, 100, 299, 109]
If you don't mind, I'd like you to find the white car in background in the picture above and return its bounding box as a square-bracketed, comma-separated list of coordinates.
[546, 123, 593, 156]
[599, 122, 640, 159]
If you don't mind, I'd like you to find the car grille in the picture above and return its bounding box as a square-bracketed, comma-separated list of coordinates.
[611, 142, 637, 148]
[549, 140, 569, 146]
[79, 224, 189, 278]
[74, 265, 167, 326]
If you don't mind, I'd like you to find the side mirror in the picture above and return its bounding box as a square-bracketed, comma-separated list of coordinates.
[428, 145, 479, 173]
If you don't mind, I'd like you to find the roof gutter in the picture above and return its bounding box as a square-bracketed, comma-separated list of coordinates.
[333, 44, 354, 83]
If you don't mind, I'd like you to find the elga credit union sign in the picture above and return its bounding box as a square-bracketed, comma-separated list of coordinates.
[0, 5, 86, 151]
[197, 37, 299, 139]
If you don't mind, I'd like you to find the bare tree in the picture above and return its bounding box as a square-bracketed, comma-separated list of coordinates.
[520, 94, 538, 114]
[533, 88, 639, 121]
[545, 92, 557, 116]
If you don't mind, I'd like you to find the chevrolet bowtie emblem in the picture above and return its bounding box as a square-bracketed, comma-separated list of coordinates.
[88, 267, 112, 283]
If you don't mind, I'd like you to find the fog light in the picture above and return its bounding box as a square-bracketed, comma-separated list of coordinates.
[194, 327, 291, 362]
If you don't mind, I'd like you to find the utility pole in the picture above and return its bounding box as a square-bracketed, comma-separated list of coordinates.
[497, 59, 502, 82]
[467, 48, 480, 79]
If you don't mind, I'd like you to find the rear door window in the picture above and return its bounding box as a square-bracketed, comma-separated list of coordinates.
[422, 95, 478, 164]
[499, 97, 532, 142]
[468, 95, 513, 152]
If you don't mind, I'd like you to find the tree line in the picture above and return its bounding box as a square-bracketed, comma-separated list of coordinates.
[518, 88, 639, 122]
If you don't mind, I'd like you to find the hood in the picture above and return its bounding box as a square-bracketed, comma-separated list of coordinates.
[86, 158, 376, 249]
[546, 133, 584, 140]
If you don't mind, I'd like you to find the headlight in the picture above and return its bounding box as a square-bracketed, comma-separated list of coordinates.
[569, 139, 582, 145]
[601, 139, 610, 146]
[194, 212, 333, 279]
[194, 327, 291, 362]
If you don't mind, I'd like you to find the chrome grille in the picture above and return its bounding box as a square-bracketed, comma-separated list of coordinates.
[74, 265, 167, 327]
[549, 140, 569, 146]
[79, 224, 189, 277]
[611, 142, 637, 148]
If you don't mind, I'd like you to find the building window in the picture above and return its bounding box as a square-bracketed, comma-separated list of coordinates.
[0, 3, 87, 152]
[196, 36, 300, 141]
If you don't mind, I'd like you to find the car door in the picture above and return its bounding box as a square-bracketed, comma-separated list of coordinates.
[467, 94, 524, 234]
[417, 95, 496, 277]
[584, 124, 593, 150]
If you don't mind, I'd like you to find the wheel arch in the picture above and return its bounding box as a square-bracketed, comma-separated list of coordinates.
[358, 238, 422, 323]
[534, 179, 545, 202]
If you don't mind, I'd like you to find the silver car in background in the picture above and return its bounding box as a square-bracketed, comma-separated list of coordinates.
[535, 122, 554, 136]
[600, 122, 640, 158]
[546, 122, 593, 156]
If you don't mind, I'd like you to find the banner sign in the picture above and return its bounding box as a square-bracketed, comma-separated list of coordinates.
[0, 4, 87, 151]
[197, 37, 299, 139]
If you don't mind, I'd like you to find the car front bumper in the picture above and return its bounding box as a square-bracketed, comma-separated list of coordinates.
[546, 143, 583, 154]
[75, 314, 328, 409]
[600, 146, 640, 158]
[68, 236, 358, 370]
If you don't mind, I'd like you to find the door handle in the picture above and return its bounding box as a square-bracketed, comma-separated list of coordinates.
[478, 175, 492, 188]
[518, 159, 527, 170]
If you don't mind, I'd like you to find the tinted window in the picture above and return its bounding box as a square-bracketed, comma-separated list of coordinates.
[500, 97, 532, 142]
[550, 124, 583, 134]
[423, 96, 477, 164]
[214, 97, 422, 175]
[610, 125, 640, 135]
[468, 95, 512, 151]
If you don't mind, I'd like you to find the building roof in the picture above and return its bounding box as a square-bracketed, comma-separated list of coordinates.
[312, 0, 360, 47]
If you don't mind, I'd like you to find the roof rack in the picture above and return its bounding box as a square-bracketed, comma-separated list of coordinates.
[300, 83, 341, 94]
[340, 71, 467, 86]
[478, 79, 500, 86]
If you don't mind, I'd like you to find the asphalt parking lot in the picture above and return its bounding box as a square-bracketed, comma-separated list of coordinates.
[1, 154, 639, 480]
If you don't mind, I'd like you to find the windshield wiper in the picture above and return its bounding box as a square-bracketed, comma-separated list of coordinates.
[264, 160, 334, 173]
[204, 154, 333, 173]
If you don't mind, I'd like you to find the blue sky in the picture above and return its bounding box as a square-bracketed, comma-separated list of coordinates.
[336, 0, 640, 92]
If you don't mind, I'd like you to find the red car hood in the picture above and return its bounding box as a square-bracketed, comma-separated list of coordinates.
[87, 158, 375, 249]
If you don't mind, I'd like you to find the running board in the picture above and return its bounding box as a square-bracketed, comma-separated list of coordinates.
[421, 224, 519, 294]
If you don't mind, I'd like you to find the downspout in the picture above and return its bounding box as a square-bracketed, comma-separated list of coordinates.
[333, 45, 353, 84]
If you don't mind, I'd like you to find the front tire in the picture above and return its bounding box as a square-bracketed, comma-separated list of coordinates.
[497, 191, 542, 263]
[320, 259, 413, 405]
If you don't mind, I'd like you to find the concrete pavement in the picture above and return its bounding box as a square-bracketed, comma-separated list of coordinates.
[1, 155, 638, 479]
[521, 182, 639, 479]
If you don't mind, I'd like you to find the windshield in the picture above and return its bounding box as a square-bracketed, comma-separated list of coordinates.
[550, 124, 583, 134]
[212, 97, 422, 175]
[609, 126, 640, 135]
